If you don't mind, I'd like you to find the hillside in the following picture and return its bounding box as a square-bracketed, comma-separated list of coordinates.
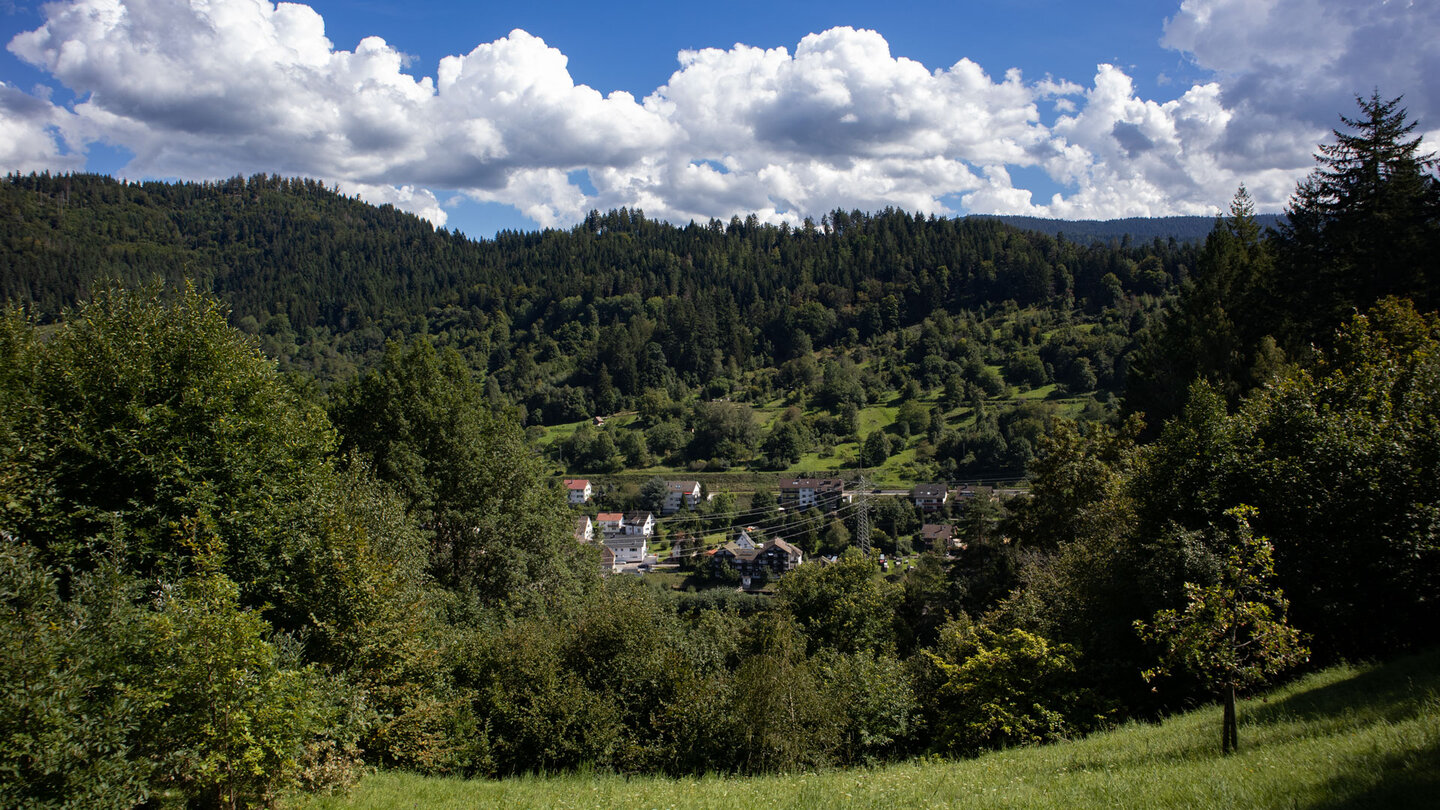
[301, 649, 1440, 810]
[1, 172, 1198, 482]
[983, 213, 1287, 245]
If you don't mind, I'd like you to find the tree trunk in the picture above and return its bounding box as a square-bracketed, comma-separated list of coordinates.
[1222, 683, 1238, 754]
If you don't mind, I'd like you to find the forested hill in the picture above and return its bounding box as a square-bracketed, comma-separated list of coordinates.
[982, 213, 1286, 244]
[1, 173, 1189, 323]
[1, 172, 477, 330]
[1, 172, 1194, 394]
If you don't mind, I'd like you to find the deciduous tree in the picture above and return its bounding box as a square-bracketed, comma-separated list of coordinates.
[1136, 506, 1308, 754]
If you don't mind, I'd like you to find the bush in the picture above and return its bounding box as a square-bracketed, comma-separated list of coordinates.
[0, 533, 343, 809]
[0, 538, 151, 809]
[919, 623, 1085, 755]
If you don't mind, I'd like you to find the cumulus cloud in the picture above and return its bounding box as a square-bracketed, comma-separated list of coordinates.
[1163, 0, 1440, 165]
[5, 0, 1435, 229]
[6, 0, 670, 222]
[0, 81, 84, 173]
[336, 181, 448, 227]
[629, 28, 1048, 222]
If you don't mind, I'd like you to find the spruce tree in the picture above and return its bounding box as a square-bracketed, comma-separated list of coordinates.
[1275, 92, 1440, 343]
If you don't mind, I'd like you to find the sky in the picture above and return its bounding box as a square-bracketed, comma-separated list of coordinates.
[2, 1, 1437, 240]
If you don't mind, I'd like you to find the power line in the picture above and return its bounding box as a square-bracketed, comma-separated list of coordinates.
[662, 500, 867, 557]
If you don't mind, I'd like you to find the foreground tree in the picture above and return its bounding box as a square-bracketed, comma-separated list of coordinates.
[332, 339, 593, 611]
[0, 282, 422, 650]
[1137, 506, 1308, 754]
[0, 284, 414, 804]
[0, 283, 334, 593]
[917, 618, 1084, 756]
[1138, 299, 1440, 658]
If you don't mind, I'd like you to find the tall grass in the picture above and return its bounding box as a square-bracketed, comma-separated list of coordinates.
[299, 649, 1440, 809]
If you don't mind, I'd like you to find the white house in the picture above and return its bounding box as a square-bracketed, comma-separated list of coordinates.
[603, 533, 648, 564]
[912, 483, 949, 512]
[623, 512, 656, 538]
[777, 478, 848, 511]
[596, 512, 625, 535]
[663, 480, 702, 514]
[564, 478, 592, 505]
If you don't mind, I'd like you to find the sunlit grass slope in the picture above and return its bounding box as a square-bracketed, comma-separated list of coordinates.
[302, 650, 1439, 809]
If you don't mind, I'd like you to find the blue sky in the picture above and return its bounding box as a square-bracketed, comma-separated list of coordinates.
[2, 0, 1436, 239]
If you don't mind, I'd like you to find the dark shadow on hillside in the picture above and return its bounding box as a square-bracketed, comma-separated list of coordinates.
[1054, 650, 1440, 776]
[1246, 649, 1440, 728]
[1306, 740, 1440, 810]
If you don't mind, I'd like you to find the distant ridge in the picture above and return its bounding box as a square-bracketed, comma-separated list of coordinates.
[974, 213, 1286, 244]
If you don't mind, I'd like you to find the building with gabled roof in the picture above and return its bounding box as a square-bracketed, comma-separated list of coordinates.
[602, 531, 648, 565]
[564, 478, 592, 505]
[599, 544, 619, 573]
[920, 523, 956, 552]
[777, 477, 848, 511]
[596, 512, 625, 535]
[912, 483, 949, 512]
[663, 480, 702, 514]
[623, 512, 655, 537]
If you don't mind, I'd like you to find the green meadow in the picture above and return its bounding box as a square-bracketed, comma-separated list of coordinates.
[299, 649, 1440, 809]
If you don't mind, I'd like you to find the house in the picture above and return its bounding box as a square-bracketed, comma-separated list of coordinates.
[709, 537, 804, 581]
[733, 528, 759, 550]
[710, 543, 757, 577]
[596, 512, 625, 535]
[602, 532, 648, 564]
[623, 512, 655, 538]
[663, 480, 702, 514]
[574, 515, 594, 543]
[956, 485, 994, 502]
[757, 538, 803, 573]
[912, 483, 949, 512]
[564, 478, 592, 505]
[777, 478, 848, 512]
[598, 544, 619, 573]
[919, 523, 956, 552]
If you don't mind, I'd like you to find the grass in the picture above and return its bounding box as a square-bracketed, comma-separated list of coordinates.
[298, 649, 1440, 809]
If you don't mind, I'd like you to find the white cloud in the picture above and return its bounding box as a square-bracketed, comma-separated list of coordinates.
[1040, 67, 1254, 218]
[619, 27, 1051, 222]
[1163, 0, 1440, 164]
[0, 81, 84, 173]
[6, 0, 1435, 229]
[335, 181, 447, 227]
[6, 0, 670, 222]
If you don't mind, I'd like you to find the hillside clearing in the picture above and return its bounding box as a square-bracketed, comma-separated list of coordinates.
[298, 649, 1440, 809]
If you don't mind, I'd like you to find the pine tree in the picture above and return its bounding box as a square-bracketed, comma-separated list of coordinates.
[1276, 92, 1440, 342]
[1127, 186, 1276, 427]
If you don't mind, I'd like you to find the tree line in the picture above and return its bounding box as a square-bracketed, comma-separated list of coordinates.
[1, 169, 1193, 413]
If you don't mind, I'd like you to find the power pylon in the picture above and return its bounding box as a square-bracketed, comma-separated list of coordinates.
[855, 474, 871, 555]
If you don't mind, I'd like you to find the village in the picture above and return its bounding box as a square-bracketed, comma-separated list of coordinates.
[562, 476, 1019, 589]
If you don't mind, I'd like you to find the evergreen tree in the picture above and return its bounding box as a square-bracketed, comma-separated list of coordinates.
[1127, 187, 1277, 428]
[1274, 92, 1440, 345]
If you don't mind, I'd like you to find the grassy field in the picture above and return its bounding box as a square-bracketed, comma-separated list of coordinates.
[298, 649, 1439, 809]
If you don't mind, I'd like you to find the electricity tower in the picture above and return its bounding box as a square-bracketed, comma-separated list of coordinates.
[855, 474, 871, 555]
